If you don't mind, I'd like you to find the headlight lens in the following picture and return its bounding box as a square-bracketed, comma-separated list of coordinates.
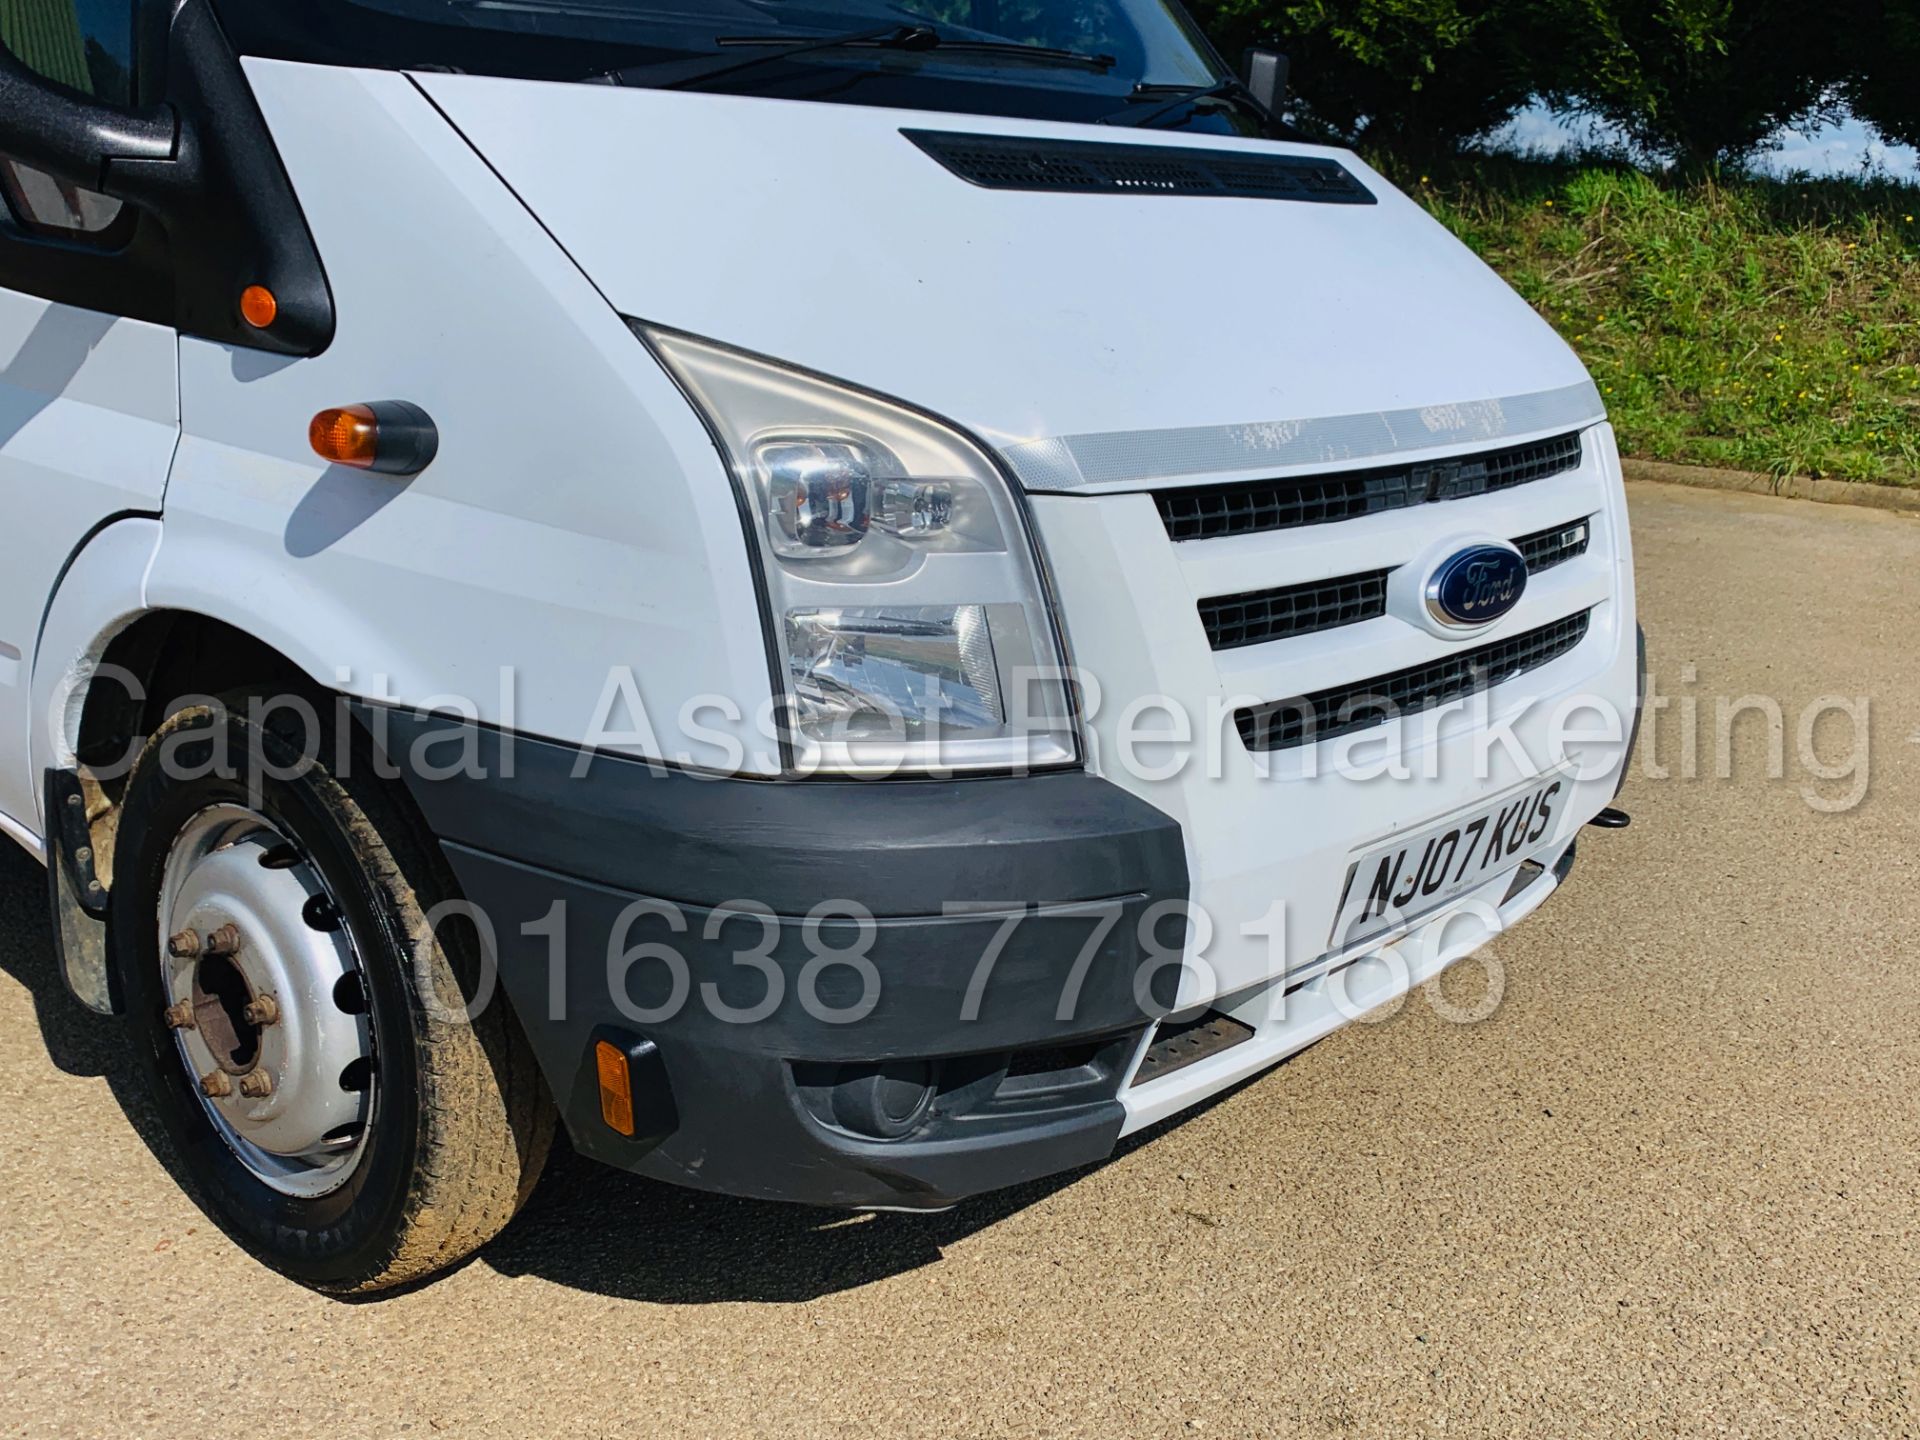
[786, 605, 1004, 736]
[637, 323, 1077, 774]
[756, 439, 874, 556]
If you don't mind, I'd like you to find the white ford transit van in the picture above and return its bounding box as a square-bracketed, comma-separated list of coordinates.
[0, 0, 1641, 1291]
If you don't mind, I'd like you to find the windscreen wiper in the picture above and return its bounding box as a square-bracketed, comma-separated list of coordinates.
[879, 35, 1116, 70]
[1103, 78, 1272, 130]
[602, 23, 1114, 91]
[659, 23, 934, 90]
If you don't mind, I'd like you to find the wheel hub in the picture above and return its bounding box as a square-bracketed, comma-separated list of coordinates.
[159, 806, 375, 1198]
[189, 950, 263, 1076]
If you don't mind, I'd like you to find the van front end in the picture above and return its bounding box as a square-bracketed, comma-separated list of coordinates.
[378, 397, 1639, 1211]
[0, 0, 1639, 1285]
[365, 377, 1639, 1214]
[339, 71, 1636, 1209]
[328, 73, 1642, 1208]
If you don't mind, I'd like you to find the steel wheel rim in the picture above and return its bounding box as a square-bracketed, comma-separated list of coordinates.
[157, 804, 377, 1198]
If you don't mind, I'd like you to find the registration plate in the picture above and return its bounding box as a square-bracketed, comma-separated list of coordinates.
[1329, 776, 1569, 951]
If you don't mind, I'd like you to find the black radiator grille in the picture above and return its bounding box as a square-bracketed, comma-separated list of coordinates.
[1235, 611, 1594, 751]
[1512, 517, 1593, 574]
[1156, 432, 1585, 543]
[1199, 518, 1598, 650]
[903, 129, 1375, 204]
[1201, 570, 1391, 650]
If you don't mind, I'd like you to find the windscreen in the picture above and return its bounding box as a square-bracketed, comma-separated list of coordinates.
[212, 0, 1266, 134]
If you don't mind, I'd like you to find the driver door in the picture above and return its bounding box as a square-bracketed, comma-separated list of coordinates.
[0, 0, 178, 834]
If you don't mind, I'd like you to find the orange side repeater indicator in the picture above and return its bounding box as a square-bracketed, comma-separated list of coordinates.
[595, 1041, 636, 1137]
[309, 405, 381, 469]
[239, 284, 279, 329]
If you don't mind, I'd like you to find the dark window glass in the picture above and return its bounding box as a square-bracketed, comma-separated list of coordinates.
[0, 0, 137, 238]
[209, 0, 1288, 138]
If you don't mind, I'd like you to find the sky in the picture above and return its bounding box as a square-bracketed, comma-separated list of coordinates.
[1487, 103, 1919, 180]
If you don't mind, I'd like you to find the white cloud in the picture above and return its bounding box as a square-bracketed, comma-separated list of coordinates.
[1480, 105, 1624, 159]
[1484, 102, 1918, 180]
[1762, 117, 1916, 179]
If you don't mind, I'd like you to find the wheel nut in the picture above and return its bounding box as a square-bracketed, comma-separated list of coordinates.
[203, 923, 242, 957]
[238, 1069, 274, 1099]
[200, 1070, 232, 1099]
[241, 994, 279, 1027]
[162, 1000, 196, 1030]
[167, 929, 202, 959]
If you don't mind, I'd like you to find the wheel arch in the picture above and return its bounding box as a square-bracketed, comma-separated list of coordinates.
[74, 610, 320, 776]
[39, 602, 333, 818]
[34, 515, 422, 833]
[41, 599, 496, 1033]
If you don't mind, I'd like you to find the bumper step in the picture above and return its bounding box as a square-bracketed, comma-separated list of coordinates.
[1131, 1012, 1256, 1088]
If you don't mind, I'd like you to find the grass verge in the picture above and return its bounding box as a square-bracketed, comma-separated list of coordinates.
[1389, 155, 1920, 487]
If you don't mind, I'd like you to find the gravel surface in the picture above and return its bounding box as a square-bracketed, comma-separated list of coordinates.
[1, 481, 1915, 1438]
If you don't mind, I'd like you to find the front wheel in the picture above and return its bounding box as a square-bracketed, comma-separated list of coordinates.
[108, 703, 552, 1292]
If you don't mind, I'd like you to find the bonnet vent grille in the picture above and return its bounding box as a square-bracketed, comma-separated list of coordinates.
[902, 130, 1376, 204]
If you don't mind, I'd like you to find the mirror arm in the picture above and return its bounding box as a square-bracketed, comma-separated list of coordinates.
[0, 42, 178, 193]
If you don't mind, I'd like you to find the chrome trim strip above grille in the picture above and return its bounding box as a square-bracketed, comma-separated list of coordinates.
[999, 381, 1607, 492]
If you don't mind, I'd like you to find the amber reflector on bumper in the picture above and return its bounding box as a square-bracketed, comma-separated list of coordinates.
[595, 1041, 635, 1136]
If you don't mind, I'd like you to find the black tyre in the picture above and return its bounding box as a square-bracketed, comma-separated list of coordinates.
[108, 701, 553, 1292]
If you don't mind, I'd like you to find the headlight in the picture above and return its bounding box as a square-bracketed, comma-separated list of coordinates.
[636, 323, 1077, 775]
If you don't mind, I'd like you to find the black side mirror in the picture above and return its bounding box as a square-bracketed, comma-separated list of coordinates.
[0, 42, 191, 209]
[1243, 46, 1289, 115]
[0, 2, 335, 357]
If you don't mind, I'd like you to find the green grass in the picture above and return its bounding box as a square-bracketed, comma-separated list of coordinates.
[1386, 155, 1920, 486]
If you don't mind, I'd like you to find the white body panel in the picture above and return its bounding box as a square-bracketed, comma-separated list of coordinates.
[0, 293, 176, 830]
[153, 62, 782, 774]
[418, 77, 1593, 468]
[31, 516, 163, 794]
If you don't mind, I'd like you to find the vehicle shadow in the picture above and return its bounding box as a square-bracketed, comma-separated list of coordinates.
[476, 1055, 1262, 1305]
[0, 845, 181, 1170]
[0, 842, 1256, 1307]
[0, 306, 116, 449]
[476, 1111, 1203, 1306]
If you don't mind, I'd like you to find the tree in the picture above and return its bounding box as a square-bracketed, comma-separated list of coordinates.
[1844, 0, 1920, 149]
[1183, 0, 1862, 168]
[1550, 1, 1860, 172]
[1187, 0, 1560, 153]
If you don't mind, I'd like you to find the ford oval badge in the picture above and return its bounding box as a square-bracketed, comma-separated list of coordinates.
[1427, 546, 1527, 629]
